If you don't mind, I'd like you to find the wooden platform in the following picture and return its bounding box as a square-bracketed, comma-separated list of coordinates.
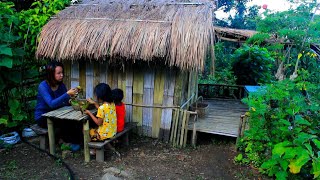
[188, 98, 248, 137]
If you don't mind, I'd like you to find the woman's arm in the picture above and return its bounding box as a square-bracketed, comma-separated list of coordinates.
[38, 83, 70, 109]
[85, 110, 103, 126]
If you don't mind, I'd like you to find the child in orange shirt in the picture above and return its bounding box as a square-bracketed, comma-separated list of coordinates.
[112, 88, 126, 133]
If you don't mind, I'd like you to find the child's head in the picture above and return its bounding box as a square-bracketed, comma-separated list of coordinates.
[94, 83, 112, 103]
[111, 88, 124, 104]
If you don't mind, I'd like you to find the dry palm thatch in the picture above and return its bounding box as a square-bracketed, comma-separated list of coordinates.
[214, 26, 257, 42]
[36, 0, 215, 71]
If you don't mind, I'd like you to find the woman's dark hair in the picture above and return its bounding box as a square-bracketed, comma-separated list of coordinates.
[94, 83, 112, 103]
[111, 88, 124, 104]
[46, 60, 64, 87]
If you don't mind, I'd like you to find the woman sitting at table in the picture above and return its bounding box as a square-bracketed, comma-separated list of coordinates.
[34, 60, 81, 150]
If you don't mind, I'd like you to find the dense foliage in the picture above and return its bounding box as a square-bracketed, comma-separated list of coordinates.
[0, 0, 70, 132]
[232, 45, 275, 85]
[236, 1, 320, 179]
[199, 42, 237, 85]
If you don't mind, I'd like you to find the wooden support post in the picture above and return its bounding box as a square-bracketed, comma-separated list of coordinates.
[47, 118, 55, 155]
[83, 120, 90, 162]
[191, 115, 197, 147]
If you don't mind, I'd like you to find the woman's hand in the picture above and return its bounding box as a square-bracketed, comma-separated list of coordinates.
[87, 98, 95, 104]
[67, 88, 78, 97]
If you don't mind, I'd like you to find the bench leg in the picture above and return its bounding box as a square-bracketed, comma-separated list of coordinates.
[123, 132, 129, 146]
[39, 135, 47, 150]
[96, 149, 104, 162]
[47, 118, 55, 155]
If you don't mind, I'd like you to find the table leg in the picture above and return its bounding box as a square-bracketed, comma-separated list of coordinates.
[83, 120, 90, 162]
[47, 118, 55, 155]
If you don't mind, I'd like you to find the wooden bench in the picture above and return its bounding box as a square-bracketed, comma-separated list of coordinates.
[88, 122, 137, 162]
[30, 124, 48, 150]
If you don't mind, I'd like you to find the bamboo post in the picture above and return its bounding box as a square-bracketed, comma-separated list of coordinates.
[169, 109, 177, 143]
[47, 118, 55, 155]
[83, 120, 90, 162]
[172, 109, 180, 147]
[179, 110, 187, 147]
[183, 112, 190, 147]
[191, 115, 197, 147]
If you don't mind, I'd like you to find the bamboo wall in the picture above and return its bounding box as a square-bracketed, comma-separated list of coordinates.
[63, 61, 198, 141]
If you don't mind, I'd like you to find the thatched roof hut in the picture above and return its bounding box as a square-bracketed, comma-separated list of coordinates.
[36, 0, 215, 141]
[36, 0, 215, 71]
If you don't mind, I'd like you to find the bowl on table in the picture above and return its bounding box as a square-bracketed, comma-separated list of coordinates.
[69, 99, 94, 112]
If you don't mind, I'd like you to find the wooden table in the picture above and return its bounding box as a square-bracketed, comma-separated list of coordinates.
[42, 106, 97, 162]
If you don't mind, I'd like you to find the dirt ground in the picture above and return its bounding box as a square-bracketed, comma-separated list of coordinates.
[0, 133, 264, 180]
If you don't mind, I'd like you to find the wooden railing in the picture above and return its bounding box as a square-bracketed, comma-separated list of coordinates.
[198, 84, 245, 99]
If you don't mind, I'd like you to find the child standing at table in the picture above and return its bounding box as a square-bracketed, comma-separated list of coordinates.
[112, 88, 126, 133]
[85, 83, 117, 141]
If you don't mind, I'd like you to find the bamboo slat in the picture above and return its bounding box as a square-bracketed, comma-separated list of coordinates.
[160, 69, 175, 141]
[79, 61, 86, 98]
[112, 69, 118, 89]
[63, 61, 71, 89]
[93, 62, 100, 87]
[142, 69, 154, 137]
[174, 70, 183, 106]
[132, 69, 144, 132]
[71, 61, 79, 88]
[86, 62, 94, 98]
[107, 68, 113, 88]
[152, 70, 165, 138]
[125, 68, 133, 122]
[99, 61, 107, 84]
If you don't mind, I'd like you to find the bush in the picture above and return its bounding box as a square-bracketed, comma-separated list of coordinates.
[237, 80, 320, 179]
[232, 45, 275, 85]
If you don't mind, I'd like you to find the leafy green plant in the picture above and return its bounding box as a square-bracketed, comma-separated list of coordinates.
[0, 0, 70, 132]
[237, 80, 320, 179]
[232, 45, 275, 85]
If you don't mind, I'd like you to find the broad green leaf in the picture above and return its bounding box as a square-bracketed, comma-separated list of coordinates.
[313, 139, 320, 149]
[6, 121, 17, 128]
[295, 115, 311, 126]
[283, 147, 297, 159]
[0, 46, 13, 56]
[298, 53, 302, 60]
[261, 158, 277, 169]
[288, 149, 310, 174]
[0, 57, 13, 68]
[273, 141, 292, 157]
[0, 118, 7, 125]
[9, 99, 20, 113]
[279, 159, 289, 171]
[312, 159, 320, 178]
[275, 171, 288, 180]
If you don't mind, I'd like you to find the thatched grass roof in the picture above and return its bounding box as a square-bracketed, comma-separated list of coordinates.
[214, 26, 257, 42]
[36, 0, 215, 71]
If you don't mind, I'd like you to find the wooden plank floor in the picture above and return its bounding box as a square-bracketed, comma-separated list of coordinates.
[188, 98, 248, 137]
